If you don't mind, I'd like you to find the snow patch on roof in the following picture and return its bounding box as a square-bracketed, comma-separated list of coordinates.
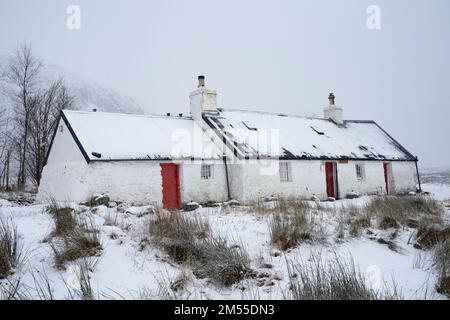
[205, 108, 415, 161]
[63, 110, 224, 161]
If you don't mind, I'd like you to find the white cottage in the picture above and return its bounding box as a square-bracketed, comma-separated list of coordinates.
[37, 76, 420, 208]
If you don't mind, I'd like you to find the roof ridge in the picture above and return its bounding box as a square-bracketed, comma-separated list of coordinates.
[63, 109, 193, 120]
[219, 107, 326, 120]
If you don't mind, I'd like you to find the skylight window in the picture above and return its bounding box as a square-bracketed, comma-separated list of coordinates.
[242, 121, 257, 131]
[359, 145, 369, 151]
[311, 126, 324, 135]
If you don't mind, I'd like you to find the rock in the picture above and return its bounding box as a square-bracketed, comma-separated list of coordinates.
[89, 194, 110, 206]
[408, 191, 416, 196]
[224, 199, 240, 207]
[311, 194, 320, 202]
[259, 263, 273, 269]
[327, 197, 336, 202]
[257, 272, 271, 279]
[377, 237, 389, 245]
[126, 205, 155, 217]
[264, 196, 278, 202]
[201, 202, 220, 208]
[270, 251, 281, 257]
[107, 201, 117, 208]
[406, 218, 419, 229]
[379, 216, 400, 229]
[346, 191, 360, 199]
[183, 201, 199, 211]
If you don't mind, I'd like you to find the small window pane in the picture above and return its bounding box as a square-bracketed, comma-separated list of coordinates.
[201, 164, 212, 180]
[280, 162, 291, 182]
[355, 164, 364, 180]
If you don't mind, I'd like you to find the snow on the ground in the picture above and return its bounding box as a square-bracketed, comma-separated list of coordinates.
[1, 184, 449, 300]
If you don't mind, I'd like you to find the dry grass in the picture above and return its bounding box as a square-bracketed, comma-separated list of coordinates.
[147, 211, 250, 286]
[270, 213, 313, 250]
[248, 198, 310, 215]
[50, 216, 102, 269]
[47, 204, 77, 237]
[0, 217, 23, 279]
[434, 239, 450, 297]
[365, 195, 443, 228]
[287, 254, 403, 300]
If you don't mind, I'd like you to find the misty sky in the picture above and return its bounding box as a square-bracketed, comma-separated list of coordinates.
[1, 0, 449, 169]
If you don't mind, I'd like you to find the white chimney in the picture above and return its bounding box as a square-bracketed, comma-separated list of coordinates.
[189, 75, 218, 121]
[323, 93, 344, 125]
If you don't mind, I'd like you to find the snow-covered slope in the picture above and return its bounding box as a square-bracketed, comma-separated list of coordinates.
[0, 55, 143, 114]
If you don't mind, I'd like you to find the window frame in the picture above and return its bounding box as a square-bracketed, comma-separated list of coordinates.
[200, 164, 212, 180]
[279, 162, 292, 182]
[355, 163, 365, 181]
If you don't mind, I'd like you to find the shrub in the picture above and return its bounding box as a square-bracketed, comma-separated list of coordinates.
[415, 218, 450, 249]
[365, 196, 443, 228]
[433, 239, 450, 297]
[193, 237, 250, 286]
[270, 213, 312, 250]
[248, 198, 310, 215]
[148, 212, 250, 286]
[0, 217, 23, 278]
[47, 204, 76, 237]
[50, 217, 102, 269]
[287, 254, 403, 300]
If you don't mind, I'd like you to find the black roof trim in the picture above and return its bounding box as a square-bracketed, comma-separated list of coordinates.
[43, 113, 62, 167]
[203, 113, 418, 162]
[371, 121, 417, 161]
[61, 111, 91, 164]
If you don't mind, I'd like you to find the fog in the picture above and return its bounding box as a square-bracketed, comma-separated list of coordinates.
[1, 0, 449, 169]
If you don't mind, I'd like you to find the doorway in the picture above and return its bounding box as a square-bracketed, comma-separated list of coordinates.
[325, 162, 338, 199]
[160, 163, 181, 210]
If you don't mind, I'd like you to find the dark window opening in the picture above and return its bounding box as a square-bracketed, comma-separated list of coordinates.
[311, 126, 324, 135]
[242, 121, 257, 131]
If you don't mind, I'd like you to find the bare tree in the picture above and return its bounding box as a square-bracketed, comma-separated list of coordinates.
[26, 79, 73, 187]
[4, 44, 42, 189]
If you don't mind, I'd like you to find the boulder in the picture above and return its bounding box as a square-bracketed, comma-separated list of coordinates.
[183, 201, 200, 211]
[88, 194, 110, 207]
[346, 191, 360, 199]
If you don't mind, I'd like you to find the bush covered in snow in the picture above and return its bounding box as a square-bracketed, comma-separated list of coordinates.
[0, 217, 23, 278]
[287, 254, 403, 300]
[147, 211, 250, 286]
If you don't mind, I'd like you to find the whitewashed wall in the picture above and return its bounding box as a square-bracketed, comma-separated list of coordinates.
[179, 162, 228, 204]
[37, 120, 229, 205]
[229, 159, 418, 202]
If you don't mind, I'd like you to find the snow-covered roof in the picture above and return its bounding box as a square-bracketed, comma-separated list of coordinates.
[203, 108, 415, 161]
[61, 110, 224, 161]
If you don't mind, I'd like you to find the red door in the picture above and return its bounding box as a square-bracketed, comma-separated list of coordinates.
[383, 163, 389, 194]
[161, 163, 180, 210]
[325, 162, 335, 198]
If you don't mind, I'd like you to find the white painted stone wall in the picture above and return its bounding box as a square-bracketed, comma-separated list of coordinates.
[179, 162, 228, 204]
[229, 159, 418, 202]
[37, 120, 229, 205]
[38, 118, 418, 205]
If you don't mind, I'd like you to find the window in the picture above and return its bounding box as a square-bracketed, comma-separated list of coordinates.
[355, 163, 365, 181]
[279, 162, 292, 182]
[201, 164, 212, 180]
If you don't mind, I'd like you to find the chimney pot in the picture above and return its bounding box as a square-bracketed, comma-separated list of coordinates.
[92, 108, 97, 112]
[179, 113, 183, 117]
[198, 75, 205, 88]
[166, 112, 170, 116]
[328, 93, 335, 106]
